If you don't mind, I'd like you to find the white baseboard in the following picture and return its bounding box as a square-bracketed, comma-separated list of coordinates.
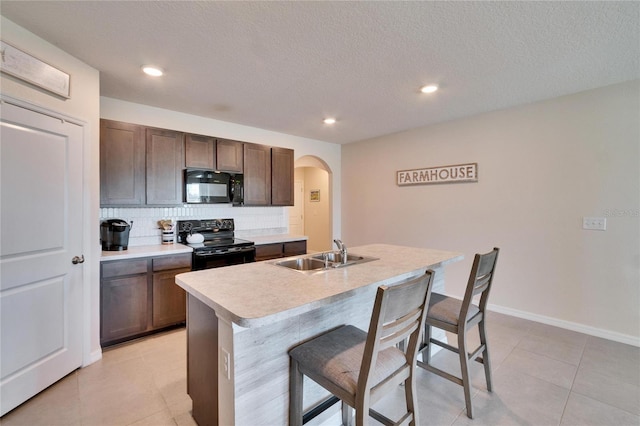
[488, 303, 640, 347]
[83, 348, 103, 367]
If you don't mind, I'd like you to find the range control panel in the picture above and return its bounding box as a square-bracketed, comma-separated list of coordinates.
[177, 218, 235, 233]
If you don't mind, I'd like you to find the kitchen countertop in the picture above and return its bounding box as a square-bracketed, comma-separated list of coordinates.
[100, 235, 305, 261]
[176, 243, 462, 328]
[100, 243, 192, 261]
[243, 234, 308, 245]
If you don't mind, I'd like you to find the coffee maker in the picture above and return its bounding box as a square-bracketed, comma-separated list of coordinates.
[100, 219, 132, 251]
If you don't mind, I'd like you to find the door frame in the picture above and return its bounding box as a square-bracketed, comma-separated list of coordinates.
[294, 155, 333, 252]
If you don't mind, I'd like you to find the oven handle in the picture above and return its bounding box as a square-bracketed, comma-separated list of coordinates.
[194, 246, 256, 257]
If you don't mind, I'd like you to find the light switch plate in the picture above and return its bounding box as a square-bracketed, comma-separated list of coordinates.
[583, 217, 607, 231]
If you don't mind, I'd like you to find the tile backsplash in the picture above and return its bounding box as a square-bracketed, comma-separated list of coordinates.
[99, 204, 289, 246]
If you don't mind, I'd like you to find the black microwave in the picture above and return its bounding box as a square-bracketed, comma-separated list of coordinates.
[184, 170, 243, 204]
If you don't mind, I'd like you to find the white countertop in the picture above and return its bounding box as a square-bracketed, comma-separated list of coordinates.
[176, 244, 462, 328]
[245, 234, 308, 245]
[100, 235, 305, 261]
[100, 244, 193, 261]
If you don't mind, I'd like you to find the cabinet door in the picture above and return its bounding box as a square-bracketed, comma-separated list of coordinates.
[284, 240, 307, 257]
[271, 147, 294, 206]
[101, 274, 148, 344]
[255, 243, 284, 261]
[243, 143, 271, 205]
[185, 134, 215, 169]
[152, 268, 190, 328]
[216, 138, 243, 173]
[100, 119, 145, 206]
[146, 128, 185, 205]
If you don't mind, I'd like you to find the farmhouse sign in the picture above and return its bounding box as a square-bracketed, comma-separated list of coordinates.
[397, 163, 478, 186]
[0, 41, 71, 98]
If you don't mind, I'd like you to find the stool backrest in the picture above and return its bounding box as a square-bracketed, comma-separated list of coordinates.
[358, 270, 435, 394]
[461, 247, 500, 324]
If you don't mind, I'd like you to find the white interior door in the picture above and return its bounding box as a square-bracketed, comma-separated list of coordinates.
[289, 179, 304, 235]
[0, 101, 84, 416]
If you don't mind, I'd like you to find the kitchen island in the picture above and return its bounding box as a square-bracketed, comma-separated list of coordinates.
[175, 244, 462, 426]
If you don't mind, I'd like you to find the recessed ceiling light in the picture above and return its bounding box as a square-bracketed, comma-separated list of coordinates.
[323, 118, 336, 125]
[142, 66, 163, 77]
[420, 85, 438, 94]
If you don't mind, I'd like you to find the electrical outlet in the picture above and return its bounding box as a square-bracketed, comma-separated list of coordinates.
[582, 217, 607, 231]
[221, 348, 231, 380]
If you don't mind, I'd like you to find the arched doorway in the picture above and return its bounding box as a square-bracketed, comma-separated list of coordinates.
[293, 156, 332, 252]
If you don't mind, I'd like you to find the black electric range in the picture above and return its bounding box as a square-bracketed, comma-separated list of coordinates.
[177, 219, 255, 270]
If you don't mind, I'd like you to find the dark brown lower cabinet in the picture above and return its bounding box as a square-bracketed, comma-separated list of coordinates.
[255, 240, 307, 261]
[101, 274, 148, 343]
[100, 253, 191, 346]
[152, 267, 190, 328]
[284, 240, 307, 257]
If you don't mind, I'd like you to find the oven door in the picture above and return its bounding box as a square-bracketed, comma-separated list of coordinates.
[192, 246, 256, 270]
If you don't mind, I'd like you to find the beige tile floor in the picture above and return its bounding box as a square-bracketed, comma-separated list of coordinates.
[1, 312, 638, 426]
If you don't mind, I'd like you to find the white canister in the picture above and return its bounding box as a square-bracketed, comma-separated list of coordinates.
[162, 230, 174, 244]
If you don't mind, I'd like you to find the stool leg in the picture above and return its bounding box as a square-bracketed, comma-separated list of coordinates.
[341, 401, 353, 426]
[458, 330, 473, 419]
[404, 374, 418, 426]
[355, 394, 370, 426]
[289, 359, 303, 426]
[479, 319, 493, 392]
[424, 324, 432, 364]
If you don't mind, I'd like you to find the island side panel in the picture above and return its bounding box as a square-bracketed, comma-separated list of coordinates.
[231, 266, 445, 425]
[187, 294, 221, 426]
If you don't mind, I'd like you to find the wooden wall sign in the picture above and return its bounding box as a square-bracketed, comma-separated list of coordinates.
[397, 163, 478, 186]
[1, 41, 71, 98]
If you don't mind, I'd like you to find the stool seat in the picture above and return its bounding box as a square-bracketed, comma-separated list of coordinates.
[289, 325, 406, 396]
[428, 293, 479, 327]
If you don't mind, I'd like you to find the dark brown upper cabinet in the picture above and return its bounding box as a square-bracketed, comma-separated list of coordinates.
[101, 120, 185, 206]
[101, 119, 294, 207]
[216, 138, 243, 173]
[146, 128, 185, 205]
[271, 147, 294, 206]
[100, 120, 146, 206]
[185, 134, 216, 170]
[243, 143, 271, 205]
[243, 145, 294, 207]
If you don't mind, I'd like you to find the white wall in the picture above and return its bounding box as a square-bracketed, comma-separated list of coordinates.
[100, 97, 342, 240]
[0, 17, 102, 363]
[342, 80, 640, 345]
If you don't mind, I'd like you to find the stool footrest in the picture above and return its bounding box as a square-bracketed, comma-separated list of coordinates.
[417, 360, 464, 386]
[302, 395, 339, 425]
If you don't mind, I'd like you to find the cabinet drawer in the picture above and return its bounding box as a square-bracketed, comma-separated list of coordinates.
[284, 240, 307, 257]
[153, 254, 192, 272]
[255, 243, 283, 261]
[102, 258, 148, 278]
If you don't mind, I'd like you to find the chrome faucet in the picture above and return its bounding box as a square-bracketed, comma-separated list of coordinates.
[333, 239, 348, 264]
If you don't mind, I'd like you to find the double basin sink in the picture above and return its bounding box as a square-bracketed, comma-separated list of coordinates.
[273, 251, 378, 273]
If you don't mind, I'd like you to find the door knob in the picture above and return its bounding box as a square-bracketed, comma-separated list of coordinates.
[72, 255, 85, 264]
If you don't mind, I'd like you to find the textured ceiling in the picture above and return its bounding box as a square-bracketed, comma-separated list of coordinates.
[1, 1, 638, 144]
